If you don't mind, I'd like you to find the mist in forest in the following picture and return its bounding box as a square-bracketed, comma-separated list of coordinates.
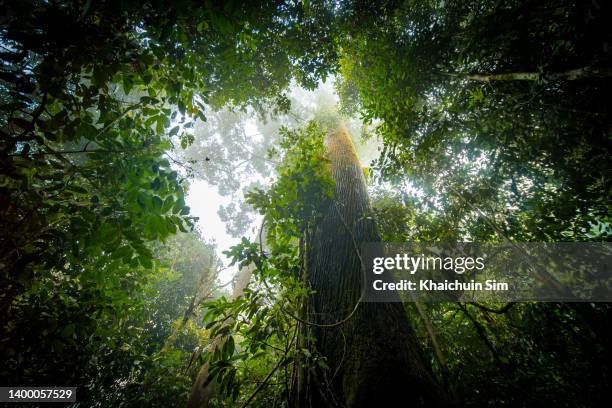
[182, 79, 381, 266]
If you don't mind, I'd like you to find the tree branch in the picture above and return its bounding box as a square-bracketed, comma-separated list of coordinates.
[441, 66, 612, 82]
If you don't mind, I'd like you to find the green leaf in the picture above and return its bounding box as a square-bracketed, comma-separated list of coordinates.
[139, 256, 153, 269]
[112, 245, 133, 260]
[162, 196, 174, 213]
[152, 195, 163, 209]
[169, 126, 180, 136]
[223, 336, 235, 359]
[61, 324, 75, 338]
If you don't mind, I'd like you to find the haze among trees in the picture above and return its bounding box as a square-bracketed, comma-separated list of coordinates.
[1, 1, 611, 407]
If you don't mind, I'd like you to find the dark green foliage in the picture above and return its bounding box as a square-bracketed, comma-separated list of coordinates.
[0, 0, 336, 403]
[339, 0, 612, 243]
[82, 232, 217, 407]
[1, 0, 610, 407]
[370, 186, 612, 406]
[404, 301, 612, 407]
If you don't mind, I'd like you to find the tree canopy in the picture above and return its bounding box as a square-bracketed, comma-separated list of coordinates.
[0, 1, 610, 407]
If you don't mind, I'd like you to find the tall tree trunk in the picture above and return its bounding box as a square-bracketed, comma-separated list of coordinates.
[299, 124, 447, 407]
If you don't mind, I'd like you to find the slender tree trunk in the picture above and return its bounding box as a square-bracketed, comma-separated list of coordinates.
[299, 124, 447, 407]
[161, 261, 214, 354]
[186, 262, 255, 408]
[413, 301, 452, 389]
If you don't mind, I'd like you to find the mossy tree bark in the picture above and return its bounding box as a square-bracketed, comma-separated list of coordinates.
[297, 124, 447, 407]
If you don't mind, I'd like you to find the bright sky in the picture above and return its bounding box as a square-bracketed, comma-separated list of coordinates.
[185, 180, 238, 284]
[185, 120, 262, 286]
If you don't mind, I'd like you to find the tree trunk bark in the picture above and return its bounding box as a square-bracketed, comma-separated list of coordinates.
[186, 262, 255, 408]
[299, 124, 447, 407]
[161, 261, 214, 354]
